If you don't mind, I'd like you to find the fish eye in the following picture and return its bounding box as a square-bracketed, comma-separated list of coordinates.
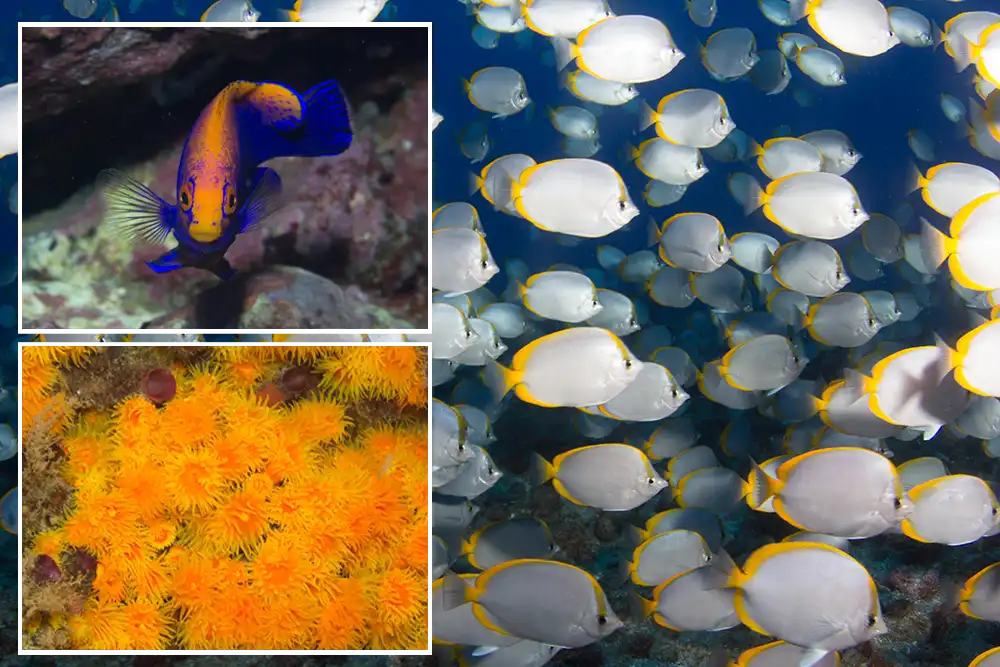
[625, 359, 633, 370]
[225, 190, 237, 215]
[598, 614, 608, 626]
[866, 614, 878, 628]
[480, 259, 489, 270]
[847, 149, 857, 159]
[868, 317, 876, 327]
[647, 477, 656, 486]
[629, 318, 636, 327]
[179, 185, 193, 211]
[592, 298, 599, 307]
[488, 464, 495, 475]
[494, 339, 503, 349]
[465, 329, 474, 339]
[618, 200, 627, 211]
[893, 496, 902, 510]
[671, 387, 679, 399]
[457, 442, 466, 453]
[993, 505, 998, 516]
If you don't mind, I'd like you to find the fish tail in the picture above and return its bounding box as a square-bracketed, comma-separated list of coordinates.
[626, 524, 646, 547]
[529, 452, 556, 487]
[787, 0, 809, 21]
[933, 333, 960, 378]
[931, 21, 945, 51]
[919, 217, 954, 271]
[747, 458, 777, 510]
[646, 216, 660, 248]
[490, 168, 517, 212]
[294, 80, 353, 157]
[483, 359, 519, 401]
[628, 590, 656, 621]
[278, 0, 302, 23]
[740, 174, 765, 216]
[467, 171, 484, 197]
[439, 572, 471, 611]
[616, 555, 634, 585]
[905, 162, 926, 194]
[637, 100, 657, 132]
[951, 34, 975, 73]
[551, 37, 576, 72]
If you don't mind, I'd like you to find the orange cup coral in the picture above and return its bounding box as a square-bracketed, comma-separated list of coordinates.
[22, 344, 429, 651]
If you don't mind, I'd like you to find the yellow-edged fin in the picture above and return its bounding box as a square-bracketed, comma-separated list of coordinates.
[200, 0, 222, 20]
[814, 380, 840, 427]
[971, 648, 1000, 667]
[747, 458, 781, 510]
[631, 590, 658, 621]
[674, 468, 712, 507]
[471, 603, 516, 636]
[960, 563, 1000, 619]
[899, 517, 929, 542]
[737, 640, 786, 666]
[722, 561, 769, 636]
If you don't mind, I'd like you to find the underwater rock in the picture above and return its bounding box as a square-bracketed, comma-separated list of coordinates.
[20, 27, 270, 122]
[142, 265, 409, 329]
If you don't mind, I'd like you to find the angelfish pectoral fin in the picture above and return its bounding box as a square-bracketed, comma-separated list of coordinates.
[96, 168, 175, 247]
[238, 167, 284, 233]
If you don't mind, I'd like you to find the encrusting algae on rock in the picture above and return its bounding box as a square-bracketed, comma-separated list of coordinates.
[20, 344, 429, 651]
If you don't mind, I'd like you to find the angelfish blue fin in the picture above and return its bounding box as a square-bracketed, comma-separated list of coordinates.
[96, 168, 175, 247]
[145, 248, 185, 274]
[238, 167, 284, 234]
[296, 79, 353, 157]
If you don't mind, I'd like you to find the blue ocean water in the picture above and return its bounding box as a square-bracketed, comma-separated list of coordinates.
[6, 0, 1000, 664]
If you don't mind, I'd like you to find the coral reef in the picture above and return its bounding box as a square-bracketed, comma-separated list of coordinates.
[21, 344, 429, 651]
[21, 27, 428, 329]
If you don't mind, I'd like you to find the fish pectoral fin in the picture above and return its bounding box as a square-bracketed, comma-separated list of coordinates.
[96, 168, 174, 247]
[797, 648, 831, 667]
[238, 167, 284, 233]
[145, 248, 185, 274]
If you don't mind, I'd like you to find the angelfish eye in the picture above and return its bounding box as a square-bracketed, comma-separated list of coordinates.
[480, 259, 489, 270]
[625, 359, 633, 370]
[598, 615, 608, 626]
[225, 190, 237, 215]
[618, 200, 627, 211]
[647, 477, 656, 486]
[179, 185, 193, 211]
[866, 614, 878, 628]
[893, 497, 902, 510]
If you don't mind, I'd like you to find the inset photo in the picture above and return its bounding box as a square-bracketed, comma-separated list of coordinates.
[19, 23, 429, 332]
[19, 343, 429, 653]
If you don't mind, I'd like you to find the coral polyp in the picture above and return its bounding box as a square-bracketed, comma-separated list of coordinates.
[21, 344, 429, 651]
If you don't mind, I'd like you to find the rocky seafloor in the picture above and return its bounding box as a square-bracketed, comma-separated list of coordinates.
[20, 26, 428, 330]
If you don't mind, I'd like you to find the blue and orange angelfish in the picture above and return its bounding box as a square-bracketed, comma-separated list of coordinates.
[99, 79, 353, 280]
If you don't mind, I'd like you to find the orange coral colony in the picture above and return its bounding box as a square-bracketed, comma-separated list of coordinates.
[22, 345, 429, 651]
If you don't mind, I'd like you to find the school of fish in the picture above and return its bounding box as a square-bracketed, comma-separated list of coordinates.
[430, 1, 1000, 667]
